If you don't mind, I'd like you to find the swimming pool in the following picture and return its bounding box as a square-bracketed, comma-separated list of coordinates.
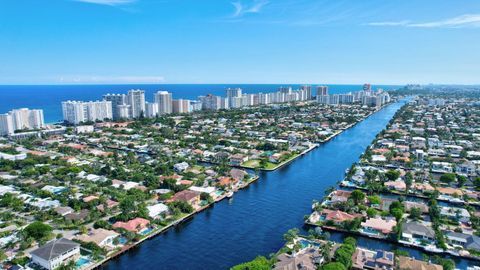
[140, 228, 153, 235]
[117, 237, 128, 244]
[76, 257, 91, 268]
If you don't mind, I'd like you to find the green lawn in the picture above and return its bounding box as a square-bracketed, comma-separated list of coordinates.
[241, 154, 301, 171]
[242, 159, 261, 168]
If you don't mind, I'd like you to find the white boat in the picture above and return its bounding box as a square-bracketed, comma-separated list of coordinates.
[226, 191, 234, 198]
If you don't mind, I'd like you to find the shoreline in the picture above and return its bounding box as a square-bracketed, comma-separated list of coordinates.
[305, 223, 480, 263]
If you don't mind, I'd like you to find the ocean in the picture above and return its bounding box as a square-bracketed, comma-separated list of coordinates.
[0, 84, 399, 123]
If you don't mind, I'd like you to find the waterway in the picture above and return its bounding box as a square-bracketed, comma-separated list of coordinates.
[102, 100, 477, 269]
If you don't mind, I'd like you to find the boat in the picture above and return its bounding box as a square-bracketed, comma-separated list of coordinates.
[226, 191, 234, 198]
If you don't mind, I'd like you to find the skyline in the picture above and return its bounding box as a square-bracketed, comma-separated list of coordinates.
[1, 0, 480, 85]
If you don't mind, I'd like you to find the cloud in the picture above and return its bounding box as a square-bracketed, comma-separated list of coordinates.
[367, 14, 480, 29]
[73, 0, 136, 6]
[58, 75, 165, 84]
[231, 0, 269, 18]
[367, 20, 410, 27]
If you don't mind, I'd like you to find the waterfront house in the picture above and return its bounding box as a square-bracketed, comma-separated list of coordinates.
[171, 190, 201, 206]
[360, 217, 397, 237]
[318, 209, 362, 225]
[189, 186, 216, 197]
[445, 232, 480, 252]
[401, 221, 436, 244]
[75, 228, 119, 248]
[113, 218, 150, 233]
[147, 203, 169, 219]
[397, 256, 443, 270]
[456, 161, 477, 177]
[352, 248, 394, 270]
[440, 206, 471, 223]
[384, 180, 406, 192]
[274, 247, 323, 270]
[431, 162, 453, 173]
[30, 238, 80, 270]
[217, 176, 238, 188]
[230, 154, 248, 166]
[436, 187, 463, 197]
[324, 190, 351, 206]
[411, 182, 435, 194]
[229, 168, 247, 182]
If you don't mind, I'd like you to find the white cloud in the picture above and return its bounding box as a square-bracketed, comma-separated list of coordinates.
[367, 14, 480, 29]
[366, 20, 410, 27]
[231, 0, 269, 18]
[73, 0, 136, 6]
[58, 75, 165, 84]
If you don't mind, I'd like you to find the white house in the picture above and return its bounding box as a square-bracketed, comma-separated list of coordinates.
[147, 203, 169, 219]
[189, 186, 216, 197]
[173, 162, 189, 172]
[31, 238, 80, 270]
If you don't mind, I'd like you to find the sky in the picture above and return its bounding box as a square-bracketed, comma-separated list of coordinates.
[0, 0, 479, 85]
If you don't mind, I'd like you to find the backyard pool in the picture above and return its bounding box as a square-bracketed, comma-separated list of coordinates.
[76, 257, 91, 268]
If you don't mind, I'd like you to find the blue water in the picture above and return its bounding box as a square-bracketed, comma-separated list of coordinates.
[76, 257, 91, 267]
[100, 100, 476, 270]
[0, 84, 398, 123]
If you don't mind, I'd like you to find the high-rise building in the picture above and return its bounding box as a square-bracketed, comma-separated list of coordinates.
[279, 86, 292, 94]
[103, 94, 127, 120]
[0, 108, 45, 135]
[10, 108, 45, 130]
[241, 94, 255, 107]
[226, 88, 242, 108]
[258, 93, 270, 104]
[0, 114, 14, 136]
[62, 101, 112, 124]
[363, 83, 372, 92]
[338, 94, 354, 104]
[145, 102, 159, 118]
[316, 86, 328, 96]
[172, 99, 190, 114]
[300, 85, 312, 100]
[127, 90, 145, 118]
[316, 95, 330, 104]
[117, 104, 130, 119]
[154, 91, 173, 115]
[200, 94, 228, 110]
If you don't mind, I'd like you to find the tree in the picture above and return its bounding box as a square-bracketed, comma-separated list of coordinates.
[385, 170, 400, 181]
[457, 174, 467, 187]
[200, 192, 214, 204]
[391, 208, 404, 221]
[349, 190, 366, 205]
[409, 207, 422, 220]
[367, 195, 381, 205]
[283, 228, 299, 243]
[230, 256, 272, 270]
[440, 173, 456, 184]
[367, 208, 378, 218]
[23, 222, 53, 241]
[473, 177, 480, 190]
[321, 262, 346, 270]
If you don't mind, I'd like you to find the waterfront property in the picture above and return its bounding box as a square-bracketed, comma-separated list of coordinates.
[30, 238, 80, 270]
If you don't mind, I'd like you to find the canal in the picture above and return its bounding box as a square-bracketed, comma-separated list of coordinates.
[102, 101, 477, 270]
